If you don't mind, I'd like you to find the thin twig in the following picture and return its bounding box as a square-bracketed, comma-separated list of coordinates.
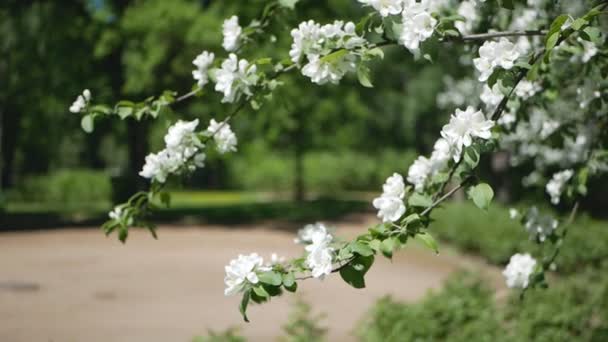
[456, 30, 547, 42]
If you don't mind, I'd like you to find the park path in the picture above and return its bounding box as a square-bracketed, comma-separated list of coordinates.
[0, 214, 505, 342]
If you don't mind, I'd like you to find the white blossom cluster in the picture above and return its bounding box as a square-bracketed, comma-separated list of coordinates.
[546, 169, 574, 205]
[139, 119, 206, 183]
[474, 38, 520, 82]
[503, 253, 537, 289]
[358, 0, 438, 52]
[222, 16, 242, 52]
[69, 89, 91, 113]
[294, 222, 328, 244]
[441, 106, 494, 161]
[454, 1, 479, 35]
[192, 51, 215, 88]
[373, 173, 406, 222]
[204, 119, 238, 154]
[407, 138, 451, 191]
[524, 206, 558, 242]
[289, 20, 366, 84]
[214, 54, 259, 103]
[224, 253, 266, 296]
[303, 224, 335, 278]
[108, 205, 133, 226]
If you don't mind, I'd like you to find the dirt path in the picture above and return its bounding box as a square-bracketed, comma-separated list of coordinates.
[0, 214, 505, 342]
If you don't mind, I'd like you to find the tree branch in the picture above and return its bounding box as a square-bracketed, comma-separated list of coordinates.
[455, 30, 547, 42]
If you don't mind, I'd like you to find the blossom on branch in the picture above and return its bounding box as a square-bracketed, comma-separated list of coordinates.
[224, 253, 264, 296]
[503, 253, 537, 289]
[205, 119, 237, 154]
[304, 226, 334, 279]
[139, 119, 206, 183]
[524, 206, 558, 242]
[546, 169, 574, 205]
[357, 0, 402, 17]
[192, 51, 215, 88]
[473, 38, 520, 82]
[373, 173, 406, 222]
[398, 0, 437, 52]
[294, 222, 328, 244]
[69, 89, 91, 113]
[222, 16, 242, 52]
[441, 107, 494, 161]
[214, 54, 259, 103]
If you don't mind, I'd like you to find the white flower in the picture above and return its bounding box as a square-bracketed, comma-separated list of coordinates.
[357, 0, 402, 17]
[539, 120, 559, 139]
[408, 156, 432, 191]
[205, 119, 237, 154]
[224, 253, 264, 296]
[69, 89, 91, 113]
[399, 2, 437, 52]
[578, 38, 598, 63]
[546, 169, 574, 205]
[222, 16, 242, 52]
[454, 1, 478, 35]
[498, 111, 516, 128]
[430, 138, 452, 171]
[503, 253, 537, 289]
[473, 38, 520, 82]
[301, 54, 356, 85]
[294, 222, 328, 244]
[214, 54, 259, 103]
[267, 253, 286, 266]
[373, 173, 406, 222]
[509, 208, 519, 219]
[139, 119, 205, 183]
[192, 51, 215, 87]
[515, 80, 541, 99]
[304, 228, 334, 278]
[524, 207, 558, 241]
[441, 106, 494, 161]
[480, 83, 503, 109]
[289, 20, 323, 64]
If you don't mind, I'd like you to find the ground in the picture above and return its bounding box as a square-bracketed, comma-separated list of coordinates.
[0, 214, 505, 342]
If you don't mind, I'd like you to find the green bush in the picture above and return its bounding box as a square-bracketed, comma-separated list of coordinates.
[358, 268, 608, 342]
[431, 201, 608, 275]
[10, 169, 112, 205]
[229, 148, 416, 193]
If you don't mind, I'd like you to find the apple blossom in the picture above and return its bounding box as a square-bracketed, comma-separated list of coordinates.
[503, 253, 537, 289]
[222, 16, 242, 52]
[224, 253, 264, 296]
[473, 38, 520, 82]
[441, 107, 494, 161]
[192, 51, 215, 88]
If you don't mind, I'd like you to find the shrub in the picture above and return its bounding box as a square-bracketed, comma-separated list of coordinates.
[9, 169, 112, 205]
[358, 268, 608, 342]
[431, 201, 608, 275]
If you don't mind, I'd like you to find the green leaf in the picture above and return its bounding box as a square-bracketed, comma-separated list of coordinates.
[350, 241, 374, 257]
[240, 290, 251, 322]
[468, 183, 494, 210]
[81, 115, 94, 133]
[159, 192, 171, 207]
[339, 254, 374, 289]
[320, 49, 348, 63]
[498, 0, 514, 10]
[278, 0, 298, 9]
[369, 239, 382, 252]
[408, 192, 433, 207]
[258, 271, 282, 286]
[252, 285, 270, 299]
[357, 64, 373, 88]
[570, 17, 588, 31]
[463, 146, 480, 169]
[380, 237, 399, 258]
[116, 106, 133, 119]
[415, 232, 439, 254]
[282, 273, 295, 287]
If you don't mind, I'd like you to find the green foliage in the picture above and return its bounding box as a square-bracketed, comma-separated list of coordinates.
[357, 272, 502, 342]
[192, 327, 246, 342]
[431, 201, 608, 274]
[229, 148, 417, 192]
[358, 268, 608, 342]
[9, 169, 111, 205]
[280, 298, 328, 342]
[467, 183, 494, 210]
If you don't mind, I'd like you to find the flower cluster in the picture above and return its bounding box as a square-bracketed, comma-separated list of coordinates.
[224, 253, 265, 296]
[546, 169, 574, 205]
[503, 253, 537, 289]
[373, 173, 406, 222]
[474, 38, 520, 82]
[455, 1, 479, 35]
[398, 0, 437, 52]
[357, 0, 402, 17]
[290, 20, 366, 84]
[304, 225, 334, 278]
[192, 51, 215, 88]
[69, 89, 91, 113]
[523, 206, 558, 242]
[222, 16, 242, 52]
[108, 205, 133, 226]
[139, 119, 206, 183]
[407, 138, 452, 191]
[204, 119, 238, 154]
[441, 106, 494, 161]
[294, 222, 328, 244]
[214, 54, 259, 103]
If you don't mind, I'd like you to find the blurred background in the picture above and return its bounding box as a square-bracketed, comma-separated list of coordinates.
[1, 0, 607, 341]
